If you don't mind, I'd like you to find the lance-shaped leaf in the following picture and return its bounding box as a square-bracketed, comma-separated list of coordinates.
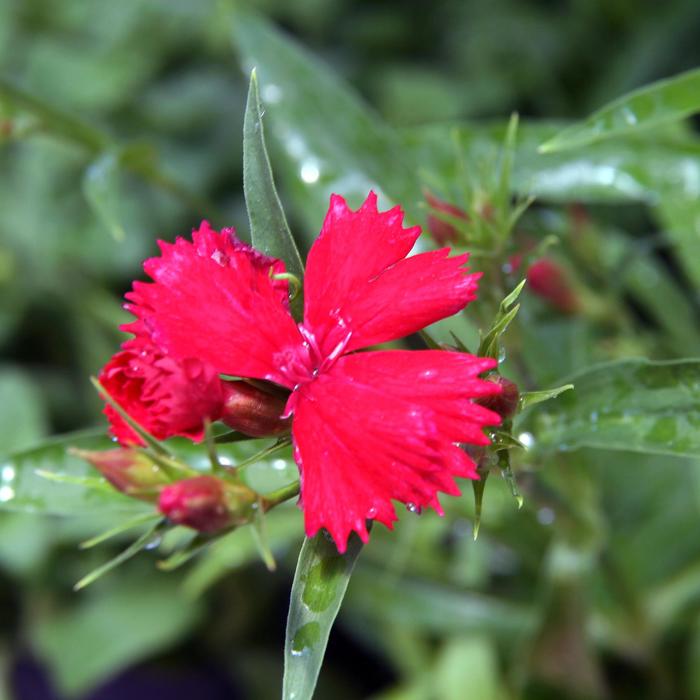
[243, 69, 304, 319]
[539, 67, 700, 153]
[519, 384, 574, 411]
[283, 531, 364, 700]
[531, 358, 700, 456]
[478, 280, 526, 360]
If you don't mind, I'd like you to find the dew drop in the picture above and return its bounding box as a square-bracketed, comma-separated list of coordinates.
[366, 506, 377, 518]
[517, 432, 535, 449]
[537, 507, 555, 525]
[144, 536, 162, 551]
[406, 502, 422, 515]
[300, 161, 320, 184]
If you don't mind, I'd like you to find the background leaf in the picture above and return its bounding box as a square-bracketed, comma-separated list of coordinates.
[529, 358, 700, 456]
[539, 67, 700, 152]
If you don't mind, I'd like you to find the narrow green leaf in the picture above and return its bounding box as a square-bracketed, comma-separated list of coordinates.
[82, 151, 126, 241]
[243, 69, 304, 319]
[90, 376, 171, 457]
[519, 384, 574, 411]
[74, 520, 164, 590]
[539, 68, 700, 153]
[283, 531, 364, 700]
[80, 512, 161, 549]
[478, 280, 526, 360]
[531, 358, 700, 456]
[418, 329, 441, 350]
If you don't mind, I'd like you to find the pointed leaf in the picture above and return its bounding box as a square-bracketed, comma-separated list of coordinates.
[519, 384, 574, 411]
[478, 280, 526, 360]
[243, 69, 304, 319]
[539, 67, 700, 153]
[283, 531, 364, 700]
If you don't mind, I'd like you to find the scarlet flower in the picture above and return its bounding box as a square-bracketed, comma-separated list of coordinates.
[100, 223, 291, 446]
[121, 193, 501, 551]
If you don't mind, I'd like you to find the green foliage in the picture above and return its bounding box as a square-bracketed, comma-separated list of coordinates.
[540, 67, 700, 152]
[530, 359, 700, 457]
[3, 1, 700, 698]
[284, 532, 364, 700]
[243, 69, 305, 319]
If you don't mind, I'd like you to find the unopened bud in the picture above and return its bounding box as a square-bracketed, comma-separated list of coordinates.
[222, 381, 290, 437]
[425, 191, 469, 246]
[527, 258, 580, 314]
[158, 475, 256, 533]
[477, 375, 519, 419]
[73, 448, 168, 501]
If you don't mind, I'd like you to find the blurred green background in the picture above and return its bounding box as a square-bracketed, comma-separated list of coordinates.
[2, 0, 700, 698]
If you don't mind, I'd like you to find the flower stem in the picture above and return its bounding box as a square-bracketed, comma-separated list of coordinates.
[262, 481, 301, 510]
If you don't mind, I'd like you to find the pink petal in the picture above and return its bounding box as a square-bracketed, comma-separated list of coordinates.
[122, 222, 302, 388]
[303, 192, 481, 356]
[291, 350, 501, 552]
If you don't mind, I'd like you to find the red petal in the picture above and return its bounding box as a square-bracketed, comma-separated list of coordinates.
[99, 338, 226, 446]
[303, 193, 481, 356]
[291, 350, 501, 552]
[122, 222, 302, 388]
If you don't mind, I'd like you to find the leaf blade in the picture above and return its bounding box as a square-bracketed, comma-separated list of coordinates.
[530, 358, 700, 456]
[243, 69, 304, 318]
[283, 531, 364, 700]
[539, 67, 700, 153]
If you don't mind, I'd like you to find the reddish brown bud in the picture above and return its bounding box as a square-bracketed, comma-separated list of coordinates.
[73, 448, 167, 501]
[476, 376, 519, 419]
[158, 475, 255, 533]
[527, 258, 580, 314]
[221, 381, 290, 437]
[425, 191, 469, 246]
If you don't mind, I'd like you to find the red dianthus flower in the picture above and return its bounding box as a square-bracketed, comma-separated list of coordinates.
[118, 193, 501, 551]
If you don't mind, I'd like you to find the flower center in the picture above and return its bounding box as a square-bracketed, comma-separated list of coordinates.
[275, 323, 352, 417]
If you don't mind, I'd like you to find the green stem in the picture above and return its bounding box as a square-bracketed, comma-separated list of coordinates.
[262, 480, 301, 510]
[233, 438, 291, 474]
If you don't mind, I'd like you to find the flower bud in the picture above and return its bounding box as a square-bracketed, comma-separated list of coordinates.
[221, 381, 291, 437]
[158, 475, 256, 533]
[72, 448, 168, 501]
[476, 375, 519, 419]
[425, 191, 469, 246]
[527, 258, 580, 314]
